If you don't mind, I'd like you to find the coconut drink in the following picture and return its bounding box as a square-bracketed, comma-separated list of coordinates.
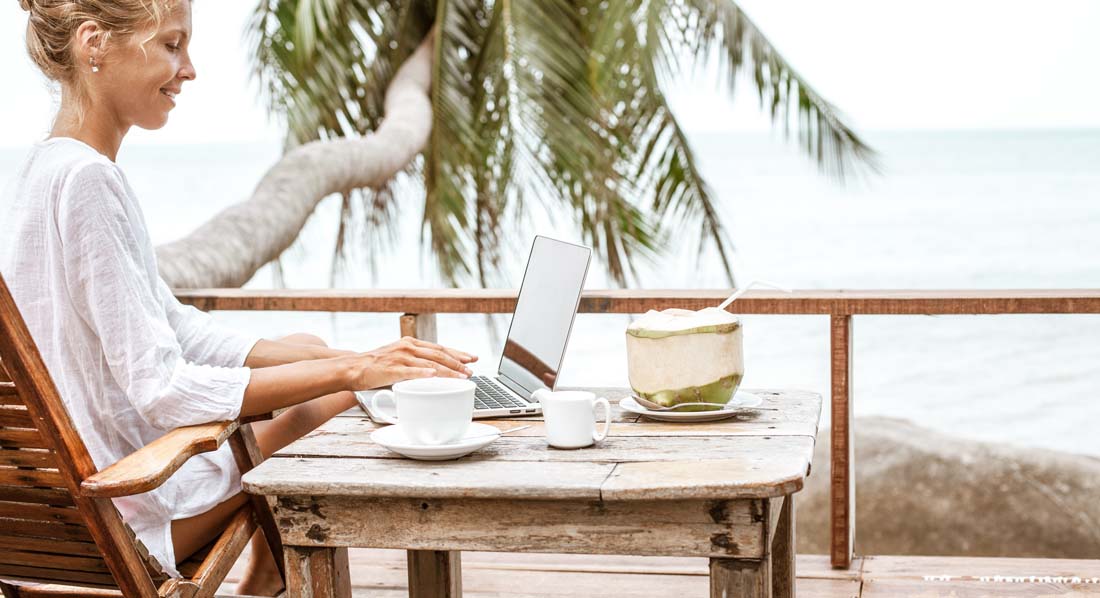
[626, 307, 744, 411]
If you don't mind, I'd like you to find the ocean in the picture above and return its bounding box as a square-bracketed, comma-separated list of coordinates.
[2, 129, 1098, 457]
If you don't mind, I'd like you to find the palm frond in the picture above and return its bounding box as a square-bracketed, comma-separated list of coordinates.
[666, 0, 879, 178]
[249, 0, 876, 290]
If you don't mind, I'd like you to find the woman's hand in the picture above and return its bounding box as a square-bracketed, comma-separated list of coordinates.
[346, 336, 478, 390]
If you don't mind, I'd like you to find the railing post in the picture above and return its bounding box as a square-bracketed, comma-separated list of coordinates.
[830, 314, 855, 569]
[400, 314, 459, 597]
[400, 313, 438, 343]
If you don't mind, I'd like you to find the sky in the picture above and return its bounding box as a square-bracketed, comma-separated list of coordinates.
[1, 0, 1099, 148]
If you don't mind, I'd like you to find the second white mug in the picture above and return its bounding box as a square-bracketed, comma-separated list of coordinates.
[533, 389, 611, 449]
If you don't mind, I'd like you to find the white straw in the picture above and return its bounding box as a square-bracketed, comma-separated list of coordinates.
[717, 279, 793, 311]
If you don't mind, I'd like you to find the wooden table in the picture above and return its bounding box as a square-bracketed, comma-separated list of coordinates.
[242, 388, 822, 598]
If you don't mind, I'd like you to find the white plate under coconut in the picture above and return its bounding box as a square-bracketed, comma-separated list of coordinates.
[620, 391, 764, 422]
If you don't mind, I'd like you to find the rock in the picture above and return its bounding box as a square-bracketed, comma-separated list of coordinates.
[796, 416, 1100, 557]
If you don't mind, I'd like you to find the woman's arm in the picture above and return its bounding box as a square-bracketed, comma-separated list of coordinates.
[242, 338, 354, 368]
[239, 336, 478, 417]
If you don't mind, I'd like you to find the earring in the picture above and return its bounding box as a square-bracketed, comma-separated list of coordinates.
[90, 57, 99, 73]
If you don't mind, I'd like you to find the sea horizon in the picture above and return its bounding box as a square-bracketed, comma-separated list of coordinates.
[2, 129, 1098, 459]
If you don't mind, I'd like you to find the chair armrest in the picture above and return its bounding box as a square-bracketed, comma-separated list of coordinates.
[80, 420, 239, 498]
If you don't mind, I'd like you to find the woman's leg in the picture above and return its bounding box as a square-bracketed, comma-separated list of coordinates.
[171, 333, 357, 595]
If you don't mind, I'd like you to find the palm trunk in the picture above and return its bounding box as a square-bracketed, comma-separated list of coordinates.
[155, 34, 434, 289]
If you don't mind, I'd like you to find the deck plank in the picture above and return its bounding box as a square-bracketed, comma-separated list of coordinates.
[222, 550, 1100, 597]
[861, 554, 1100, 578]
[224, 550, 861, 597]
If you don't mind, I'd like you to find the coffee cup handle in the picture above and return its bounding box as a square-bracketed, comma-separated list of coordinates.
[369, 390, 399, 425]
[592, 397, 611, 442]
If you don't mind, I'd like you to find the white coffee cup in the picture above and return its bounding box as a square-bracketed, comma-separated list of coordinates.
[370, 378, 476, 445]
[532, 389, 611, 449]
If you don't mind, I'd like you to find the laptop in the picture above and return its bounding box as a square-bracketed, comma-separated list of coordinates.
[362, 235, 592, 420]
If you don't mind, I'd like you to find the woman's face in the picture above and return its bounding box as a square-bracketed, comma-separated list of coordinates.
[92, 1, 195, 131]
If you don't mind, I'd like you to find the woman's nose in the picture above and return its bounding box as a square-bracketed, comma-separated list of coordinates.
[180, 54, 196, 81]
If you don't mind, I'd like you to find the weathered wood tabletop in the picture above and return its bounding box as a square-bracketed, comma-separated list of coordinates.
[243, 388, 822, 598]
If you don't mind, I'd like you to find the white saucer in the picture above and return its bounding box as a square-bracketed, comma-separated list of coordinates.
[620, 391, 764, 422]
[369, 422, 501, 461]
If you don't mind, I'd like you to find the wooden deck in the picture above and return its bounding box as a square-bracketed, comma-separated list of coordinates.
[219, 549, 1100, 597]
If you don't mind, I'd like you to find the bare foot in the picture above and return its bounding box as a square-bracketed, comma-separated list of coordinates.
[235, 568, 284, 597]
[235, 533, 285, 596]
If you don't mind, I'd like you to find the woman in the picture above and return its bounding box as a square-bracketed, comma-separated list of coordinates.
[2, 1, 476, 594]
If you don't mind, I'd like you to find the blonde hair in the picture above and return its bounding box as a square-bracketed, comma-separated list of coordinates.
[17, 0, 176, 83]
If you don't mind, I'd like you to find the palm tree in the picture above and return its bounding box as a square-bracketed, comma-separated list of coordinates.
[156, 0, 875, 289]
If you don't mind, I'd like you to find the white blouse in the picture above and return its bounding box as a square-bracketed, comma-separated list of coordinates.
[0, 138, 260, 577]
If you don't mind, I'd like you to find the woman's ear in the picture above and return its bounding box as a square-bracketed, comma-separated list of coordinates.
[73, 20, 106, 72]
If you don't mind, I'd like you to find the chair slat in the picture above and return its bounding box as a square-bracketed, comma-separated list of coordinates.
[0, 449, 59, 469]
[0, 467, 66, 488]
[0, 382, 17, 397]
[0, 485, 74, 506]
[0, 550, 111, 574]
[0, 564, 116, 588]
[0, 407, 35, 429]
[0, 502, 85, 525]
[0, 428, 49, 449]
[0, 519, 94, 543]
[0, 581, 123, 597]
[0, 535, 101, 558]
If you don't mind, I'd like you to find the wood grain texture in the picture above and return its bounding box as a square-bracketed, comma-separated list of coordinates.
[0, 520, 93, 543]
[224, 550, 869, 598]
[272, 415, 814, 468]
[600, 454, 810, 500]
[0, 428, 49, 449]
[245, 458, 615, 500]
[406, 551, 461, 598]
[772, 495, 795, 598]
[0, 485, 74, 506]
[399, 313, 438, 343]
[284, 546, 351, 598]
[340, 389, 820, 434]
[0, 449, 59, 469]
[0, 582, 124, 597]
[238, 548, 866, 582]
[830, 314, 854, 570]
[710, 558, 770, 598]
[0, 551, 109, 574]
[174, 288, 1100, 315]
[859, 554, 1100, 578]
[0, 468, 66, 488]
[0, 503, 85, 525]
[227, 424, 286, 582]
[0, 566, 115, 589]
[0, 406, 36, 429]
[0, 538, 99, 559]
[273, 496, 766, 558]
[861, 578, 1094, 597]
[80, 421, 238, 498]
[186, 507, 256, 598]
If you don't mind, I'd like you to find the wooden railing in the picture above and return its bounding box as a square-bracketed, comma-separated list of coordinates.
[177, 288, 1100, 569]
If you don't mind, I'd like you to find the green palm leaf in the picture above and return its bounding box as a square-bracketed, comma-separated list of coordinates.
[249, 0, 877, 288]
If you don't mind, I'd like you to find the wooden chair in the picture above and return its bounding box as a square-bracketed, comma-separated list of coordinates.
[0, 273, 285, 598]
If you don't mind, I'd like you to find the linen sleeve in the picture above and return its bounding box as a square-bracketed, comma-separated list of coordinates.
[57, 162, 250, 430]
[156, 279, 260, 368]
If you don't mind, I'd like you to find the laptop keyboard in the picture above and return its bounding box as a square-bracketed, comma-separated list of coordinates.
[471, 376, 530, 410]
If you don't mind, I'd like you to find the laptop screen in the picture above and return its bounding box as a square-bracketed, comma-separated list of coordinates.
[497, 236, 591, 397]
